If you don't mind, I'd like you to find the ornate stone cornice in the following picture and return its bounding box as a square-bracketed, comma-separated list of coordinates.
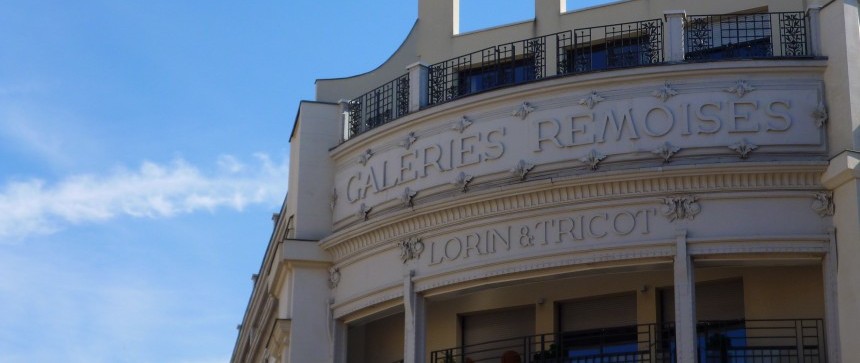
[321, 165, 826, 262]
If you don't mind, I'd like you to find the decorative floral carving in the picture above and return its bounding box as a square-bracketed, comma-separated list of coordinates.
[579, 149, 606, 170]
[357, 149, 373, 166]
[450, 116, 473, 133]
[812, 103, 828, 128]
[729, 138, 758, 159]
[725, 80, 755, 98]
[329, 189, 338, 211]
[328, 267, 341, 288]
[512, 102, 535, 120]
[652, 142, 681, 163]
[397, 237, 425, 263]
[510, 160, 535, 180]
[401, 187, 417, 208]
[452, 172, 474, 192]
[398, 132, 418, 150]
[651, 81, 678, 102]
[356, 203, 372, 221]
[660, 195, 701, 221]
[812, 192, 835, 217]
[579, 91, 605, 109]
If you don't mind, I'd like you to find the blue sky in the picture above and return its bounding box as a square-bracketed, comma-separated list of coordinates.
[0, 1, 614, 362]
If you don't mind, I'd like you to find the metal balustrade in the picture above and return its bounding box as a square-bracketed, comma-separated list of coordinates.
[428, 320, 826, 363]
[685, 12, 809, 60]
[430, 324, 675, 363]
[427, 34, 552, 106]
[557, 19, 663, 76]
[345, 73, 410, 139]
[341, 11, 814, 141]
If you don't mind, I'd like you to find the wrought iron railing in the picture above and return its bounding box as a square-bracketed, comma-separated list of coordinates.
[685, 12, 809, 60]
[429, 319, 826, 363]
[345, 73, 410, 139]
[557, 19, 664, 76]
[427, 35, 551, 106]
[697, 319, 826, 363]
[341, 11, 814, 140]
[430, 323, 676, 363]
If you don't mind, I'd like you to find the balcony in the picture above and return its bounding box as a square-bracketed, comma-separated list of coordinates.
[341, 10, 814, 141]
[429, 319, 826, 363]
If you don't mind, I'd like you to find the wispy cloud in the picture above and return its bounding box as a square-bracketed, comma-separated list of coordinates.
[0, 153, 288, 241]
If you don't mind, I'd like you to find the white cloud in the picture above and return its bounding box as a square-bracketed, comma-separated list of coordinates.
[0, 154, 288, 241]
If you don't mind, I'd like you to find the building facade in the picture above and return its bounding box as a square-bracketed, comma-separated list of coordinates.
[232, 1, 860, 362]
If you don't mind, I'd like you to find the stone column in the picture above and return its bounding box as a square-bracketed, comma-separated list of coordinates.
[338, 99, 351, 141]
[333, 319, 348, 363]
[404, 270, 426, 363]
[663, 10, 687, 63]
[673, 229, 697, 362]
[807, 5, 823, 57]
[407, 62, 429, 113]
[823, 230, 841, 363]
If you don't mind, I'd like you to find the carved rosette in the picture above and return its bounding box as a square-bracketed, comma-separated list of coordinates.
[510, 160, 535, 180]
[729, 139, 758, 159]
[401, 187, 418, 208]
[812, 103, 828, 128]
[512, 102, 535, 120]
[725, 80, 755, 98]
[811, 192, 835, 217]
[660, 195, 701, 222]
[357, 149, 374, 166]
[399, 132, 418, 150]
[579, 91, 605, 109]
[452, 172, 474, 192]
[329, 267, 341, 288]
[397, 237, 425, 263]
[651, 81, 678, 102]
[580, 149, 606, 170]
[357, 203, 372, 221]
[450, 116, 473, 133]
[652, 142, 681, 163]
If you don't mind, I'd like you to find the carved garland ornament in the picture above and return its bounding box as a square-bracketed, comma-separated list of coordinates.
[357, 149, 374, 166]
[512, 102, 536, 120]
[660, 195, 701, 221]
[651, 81, 679, 102]
[356, 203, 372, 221]
[811, 192, 835, 217]
[329, 267, 341, 288]
[652, 142, 681, 163]
[398, 132, 418, 150]
[452, 172, 474, 192]
[725, 80, 755, 98]
[812, 103, 828, 128]
[579, 91, 605, 109]
[329, 189, 338, 211]
[397, 237, 425, 263]
[729, 138, 758, 159]
[510, 160, 535, 181]
[580, 149, 606, 170]
[401, 187, 418, 208]
[450, 116, 473, 133]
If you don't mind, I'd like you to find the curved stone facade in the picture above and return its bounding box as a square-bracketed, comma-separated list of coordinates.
[233, 1, 860, 362]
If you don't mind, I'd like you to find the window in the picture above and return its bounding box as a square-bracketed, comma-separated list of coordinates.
[558, 293, 640, 360]
[457, 56, 538, 95]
